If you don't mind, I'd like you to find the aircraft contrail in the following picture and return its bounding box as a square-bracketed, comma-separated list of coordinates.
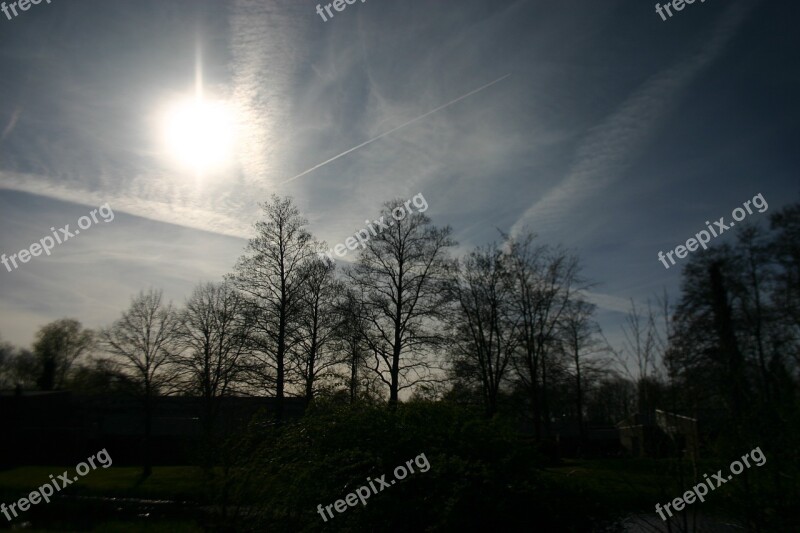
[280, 73, 511, 185]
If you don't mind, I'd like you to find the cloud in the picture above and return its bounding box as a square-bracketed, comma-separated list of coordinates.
[580, 290, 636, 315]
[510, 0, 757, 237]
[0, 170, 253, 238]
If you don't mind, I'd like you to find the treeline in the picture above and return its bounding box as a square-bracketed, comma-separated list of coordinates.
[1, 196, 799, 449]
[0, 197, 622, 437]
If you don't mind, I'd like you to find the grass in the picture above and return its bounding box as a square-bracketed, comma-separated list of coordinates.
[0, 466, 203, 501]
[546, 459, 672, 506]
[543, 457, 743, 516]
[0, 461, 695, 531]
[1, 459, 758, 530]
[87, 520, 204, 532]
[16, 521, 203, 533]
[0, 467, 206, 531]
[1, 460, 708, 508]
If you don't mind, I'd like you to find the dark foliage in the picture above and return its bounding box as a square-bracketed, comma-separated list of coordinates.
[220, 401, 612, 532]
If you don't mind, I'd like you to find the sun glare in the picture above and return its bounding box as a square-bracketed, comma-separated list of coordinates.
[162, 97, 236, 173]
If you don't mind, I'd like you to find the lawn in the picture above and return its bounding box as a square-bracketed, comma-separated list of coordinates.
[0, 466, 206, 531]
[543, 458, 741, 515]
[0, 466, 203, 501]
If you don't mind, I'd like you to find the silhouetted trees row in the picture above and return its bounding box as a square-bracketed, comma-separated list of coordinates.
[3, 197, 799, 452]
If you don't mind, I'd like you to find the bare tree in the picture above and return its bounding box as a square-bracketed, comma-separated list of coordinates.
[176, 282, 255, 441]
[101, 289, 180, 477]
[557, 297, 606, 444]
[610, 298, 670, 416]
[334, 286, 372, 403]
[450, 243, 519, 417]
[230, 195, 317, 420]
[507, 230, 584, 439]
[347, 199, 456, 407]
[289, 257, 344, 405]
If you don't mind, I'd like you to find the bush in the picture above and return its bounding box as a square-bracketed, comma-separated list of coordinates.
[225, 401, 612, 531]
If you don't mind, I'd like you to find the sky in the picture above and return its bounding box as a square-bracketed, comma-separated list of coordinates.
[0, 0, 797, 351]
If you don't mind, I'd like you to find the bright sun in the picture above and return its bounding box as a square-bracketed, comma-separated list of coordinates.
[162, 98, 236, 173]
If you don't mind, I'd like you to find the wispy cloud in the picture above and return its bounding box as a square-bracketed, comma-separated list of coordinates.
[510, 0, 756, 237]
[580, 290, 637, 315]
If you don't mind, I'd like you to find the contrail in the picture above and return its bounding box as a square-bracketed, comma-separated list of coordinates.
[280, 74, 511, 185]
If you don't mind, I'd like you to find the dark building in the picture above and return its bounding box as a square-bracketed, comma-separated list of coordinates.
[0, 389, 305, 467]
[550, 420, 622, 458]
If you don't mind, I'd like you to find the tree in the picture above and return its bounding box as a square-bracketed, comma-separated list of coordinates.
[289, 257, 343, 405]
[335, 287, 370, 403]
[770, 202, 800, 335]
[662, 215, 800, 530]
[613, 299, 667, 415]
[0, 335, 30, 389]
[665, 245, 734, 412]
[731, 226, 777, 404]
[768, 203, 800, 377]
[32, 319, 94, 391]
[177, 282, 255, 442]
[230, 195, 318, 420]
[1, 349, 38, 389]
[450, 243, 519, 417]
[347, 198, 456, 407]
[584, 376, 637, 426]
[507, 231, 584, 438]
[101, 289, 180, 477]
[666, 219, 798, 470]
[68, 357, 135, 395]
[0, 335, 13, 388]
[558, 298, 605, 443]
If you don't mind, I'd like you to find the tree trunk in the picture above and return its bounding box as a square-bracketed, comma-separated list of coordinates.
[349, 338, 359, 403]
[305, 352, 315, 407]
[143, 383, 153, 478]
[541, 349, 551, 436]
[390, 283, 402, 408]
[276, 301, 286, 421]
[709, 262, 747, 423]
[389, 346, 400, 408]
[575, 346, 586, 445]
[528, 348, 541, 440]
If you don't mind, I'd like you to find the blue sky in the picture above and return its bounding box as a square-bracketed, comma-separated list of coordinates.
[0, 0, 797, 348]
